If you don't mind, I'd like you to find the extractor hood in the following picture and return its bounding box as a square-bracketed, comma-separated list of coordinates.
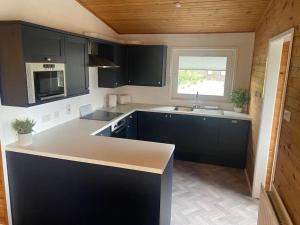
[88, 41, 120, 68]
[88, 55, 120, 68]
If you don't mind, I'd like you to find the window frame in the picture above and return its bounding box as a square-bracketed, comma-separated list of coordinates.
[171, 47, 237, 102]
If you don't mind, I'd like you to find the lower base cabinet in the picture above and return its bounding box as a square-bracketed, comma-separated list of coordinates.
[6, 152, 173, 225]
[137, 111, 250, 168]
[94, 111, 250, 168]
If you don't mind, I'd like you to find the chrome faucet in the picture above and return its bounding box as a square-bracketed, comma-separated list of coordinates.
[193, 92, 201, 109]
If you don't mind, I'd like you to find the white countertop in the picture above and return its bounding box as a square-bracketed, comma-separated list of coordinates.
[101, 104, 251, 123]
[5, 103, 250, 174]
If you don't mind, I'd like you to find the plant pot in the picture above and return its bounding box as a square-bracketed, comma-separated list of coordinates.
[18, 133, 33, 146]
[233, 107, 243, 113]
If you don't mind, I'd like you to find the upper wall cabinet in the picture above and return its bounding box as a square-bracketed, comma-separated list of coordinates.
[22, 25, 65, 63]
[65, 35, 89, 96]
[98, 43, 128, 88]
[127, 45, 167, 87]
[0, 21, 89, 107]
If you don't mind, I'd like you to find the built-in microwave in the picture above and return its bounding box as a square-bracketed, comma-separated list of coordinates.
[25, 63, 66, 104]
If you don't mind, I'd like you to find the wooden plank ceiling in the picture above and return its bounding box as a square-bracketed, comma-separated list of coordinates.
[76, 0, 271, 34]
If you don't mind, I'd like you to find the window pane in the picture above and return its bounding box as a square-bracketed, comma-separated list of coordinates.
[177, 56, 227, 96]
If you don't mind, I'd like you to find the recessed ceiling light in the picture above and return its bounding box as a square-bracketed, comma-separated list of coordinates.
[175, 2, 182, 8]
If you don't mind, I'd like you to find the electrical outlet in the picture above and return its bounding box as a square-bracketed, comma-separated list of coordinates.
[66, 104, 71, 115]
[54, 111, 60, 119]
[283, 109, 291, 122]
[42, 114, 51, 123]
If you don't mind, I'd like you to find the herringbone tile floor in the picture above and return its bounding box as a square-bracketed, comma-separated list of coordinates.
[171, 160, 258, 225]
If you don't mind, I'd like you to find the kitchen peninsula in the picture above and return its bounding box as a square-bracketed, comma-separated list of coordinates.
[5, 104, 175, 225]
[5, 103, 251, 225]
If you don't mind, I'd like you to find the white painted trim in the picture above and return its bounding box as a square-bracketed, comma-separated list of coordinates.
[252, 28, 294, 198]
[169, 47, 238, 102]
[269, 30, 294, 187]
[0, 142, 12, 225]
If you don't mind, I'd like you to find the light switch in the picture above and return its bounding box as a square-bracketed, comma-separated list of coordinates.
[283, 109, 291, 122]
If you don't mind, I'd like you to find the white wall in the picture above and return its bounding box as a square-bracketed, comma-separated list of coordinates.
[0, 0, 119, 42]
[0, 68, 119, 145]
[0, 0, 120, 145]
[118, 33, 255, 109]
[0, 1, 256, 145]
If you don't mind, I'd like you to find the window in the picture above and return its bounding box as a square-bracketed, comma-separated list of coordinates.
[172, 48, 237, 102]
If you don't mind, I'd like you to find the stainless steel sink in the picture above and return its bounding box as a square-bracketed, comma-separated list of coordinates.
[174, 106, 194, 112]
[193, 108, 224, 115]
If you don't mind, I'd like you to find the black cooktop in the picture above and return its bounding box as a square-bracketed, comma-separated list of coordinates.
[81, 110, 123, 121]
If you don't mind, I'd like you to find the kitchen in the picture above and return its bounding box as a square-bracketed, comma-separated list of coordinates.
[0, 0, 299, 225]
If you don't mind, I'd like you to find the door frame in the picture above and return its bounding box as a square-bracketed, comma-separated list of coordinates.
[252, 28, 294, 198]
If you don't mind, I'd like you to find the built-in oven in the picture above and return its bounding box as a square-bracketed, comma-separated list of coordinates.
[26, 63, 66, 104]
[111, 118, 127, 138]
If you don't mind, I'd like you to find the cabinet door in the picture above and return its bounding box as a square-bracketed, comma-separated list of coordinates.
[194, 116, 219, 155]
[65, 35, 89, 96]
[171, 114, 196, 153]
[138, 112, 171, 143]
[127, 45, 167, 87]
[126, 112, 138, 139]
[115, 44, 128, 86]
[218, 119, 250, 168]
[22, 25, 65, 62]
[171, 114, 219, 160]
[98, 44, 127, 88]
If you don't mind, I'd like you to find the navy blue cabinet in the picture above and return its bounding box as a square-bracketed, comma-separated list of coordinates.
[0, 21, 90, 107]
[22, 25, 65, 63]
[171, 114, 219, 161]
[65, 35, 89, 97]
[98, 45, 167, 88]
[127, 45, 167, 87]
[126, 112, 138, 139]
[218, 119, 250, 168]
[138, 112, 172, 143]
[6, 152, 173, 225]
[95, 126, 111, 137]
[98, 44, 127, 88]
[137, 111, 250, 168]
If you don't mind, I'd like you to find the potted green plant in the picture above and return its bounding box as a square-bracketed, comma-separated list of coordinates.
[12, 119, 36, 146]
[231, 89, 249, 113]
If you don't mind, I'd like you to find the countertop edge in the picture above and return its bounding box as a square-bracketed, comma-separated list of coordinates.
[5, 145, 175, 174]
[5, 104, 248, 174]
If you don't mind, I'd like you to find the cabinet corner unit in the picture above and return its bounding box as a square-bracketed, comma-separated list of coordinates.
[97, 44, 167, 88]
[0, 21, 89, 107]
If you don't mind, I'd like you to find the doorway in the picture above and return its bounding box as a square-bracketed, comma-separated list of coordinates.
[252, 28, 294, 198]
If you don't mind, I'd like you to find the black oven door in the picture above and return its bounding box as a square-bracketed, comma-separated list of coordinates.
[111, 120, 127, 138]
[34, 71, 65, 101]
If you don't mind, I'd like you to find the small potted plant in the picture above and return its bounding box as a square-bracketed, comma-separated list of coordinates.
[231, 89, 249, 113]
[12, 119, 36, 146]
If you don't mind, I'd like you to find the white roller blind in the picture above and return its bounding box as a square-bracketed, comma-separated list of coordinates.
[179, 56, 227, 70]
